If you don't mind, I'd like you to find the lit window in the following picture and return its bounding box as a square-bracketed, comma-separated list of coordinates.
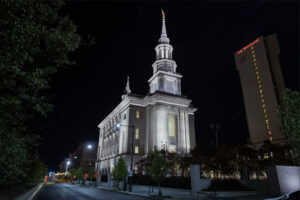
[263, 109, 267, 113]
[135, 146, 139, 154]
[260, 89, 263, 94]
[254, 58, 256, 62]
[256, 71, 259, 75]
[267, 125, 270, 130]
[259, 84, 262, 89]
[251, 46, 254, 50]
[254, 63, 258, 66]
[262, 104, 266, 108]
[266, 120, 269, 124]
[135, 128, 139, 139]
[261, 94, 264, 98]
[134, 164, 138, 173]
[264, 114, 268, 118]
[255, 67, 259, 71]
[136, 111, 140, 119]
[261, 98, 264, 103]
[269, 136, 273, 141]
[168, 114, 176, 137]
[252, 54, 256, 58]
[268, 130, 272, 135]
[169, 145, 177, 153]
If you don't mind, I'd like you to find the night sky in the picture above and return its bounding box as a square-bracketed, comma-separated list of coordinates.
[38, 1, 299, 171]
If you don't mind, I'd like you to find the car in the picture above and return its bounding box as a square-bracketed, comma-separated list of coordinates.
[264, 190, 300, 200]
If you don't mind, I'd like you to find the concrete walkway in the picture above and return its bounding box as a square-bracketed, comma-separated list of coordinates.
[96, 184, 270, 200]
[96, 184, 192, 199]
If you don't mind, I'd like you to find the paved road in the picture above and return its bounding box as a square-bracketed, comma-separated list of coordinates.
[34, 183, 149, 200]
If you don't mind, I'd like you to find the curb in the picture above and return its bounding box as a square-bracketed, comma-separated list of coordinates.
[76, 183, 188, 199]
[14, 182, 43, 200]
[95, 186, 185, 200]
[80, 184, 153, 199]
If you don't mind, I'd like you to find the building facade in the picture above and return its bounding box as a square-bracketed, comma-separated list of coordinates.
[234, 34, 285, 146]
[95, 13, 197, 176]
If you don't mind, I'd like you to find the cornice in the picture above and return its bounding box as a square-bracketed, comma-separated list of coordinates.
[98, 92, 196, 129]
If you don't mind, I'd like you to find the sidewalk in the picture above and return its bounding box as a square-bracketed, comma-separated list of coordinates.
[95, 184, 268, 200]
[96, 184, 193, 199]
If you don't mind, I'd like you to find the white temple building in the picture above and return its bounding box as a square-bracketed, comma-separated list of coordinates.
[95, 11, 197, 176]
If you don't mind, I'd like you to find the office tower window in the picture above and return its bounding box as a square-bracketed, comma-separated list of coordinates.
[135, 128, 139, 139]
[135, 146, 139, 154]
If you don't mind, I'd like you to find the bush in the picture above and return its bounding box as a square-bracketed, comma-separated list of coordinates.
[204, 179, 253, 191]
[133, 175, 191, 190]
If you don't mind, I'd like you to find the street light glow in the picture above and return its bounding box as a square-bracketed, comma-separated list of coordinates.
[116, 123, 120, 128]
[67, 161, 70, 165]
[87, 144, 92, 149]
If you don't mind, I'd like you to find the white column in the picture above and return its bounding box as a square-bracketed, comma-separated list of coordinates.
[184, 109, 191, 153]
[179, 109, 186, 152]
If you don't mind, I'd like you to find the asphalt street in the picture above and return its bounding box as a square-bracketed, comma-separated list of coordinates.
[34, 183, 150, 200]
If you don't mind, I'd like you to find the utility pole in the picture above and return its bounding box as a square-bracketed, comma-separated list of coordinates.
[210, 124, 221, 148]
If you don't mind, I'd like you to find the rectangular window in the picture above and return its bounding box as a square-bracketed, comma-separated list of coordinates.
[136, 110, 140, 119]
[135, 146, 139, 154]
[168, 113, 176, 137]
[134, 164, 138, 174]
[135, 128, 139, 139]
[169, 145, 177, 153]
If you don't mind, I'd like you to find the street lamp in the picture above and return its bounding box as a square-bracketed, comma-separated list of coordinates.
[116, 123, 134, 192]
[65, 160, 71, 174]
[87, 144, 92, 149]
[210, 123, 221, 148]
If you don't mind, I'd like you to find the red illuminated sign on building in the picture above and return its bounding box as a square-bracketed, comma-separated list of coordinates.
[236, 38, 260, 54]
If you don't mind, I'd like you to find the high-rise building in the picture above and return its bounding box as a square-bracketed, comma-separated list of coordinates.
[234, 34, 285, 146]
[95, 12, 196, 177]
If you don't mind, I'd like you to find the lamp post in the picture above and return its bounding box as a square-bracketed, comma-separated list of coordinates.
[210, 124, 221, 149]
[116, 123, 134, 192]
[65, 160, 71, 179]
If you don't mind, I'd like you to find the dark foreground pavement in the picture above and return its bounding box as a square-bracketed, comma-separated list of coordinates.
[34, 183, 150, 200]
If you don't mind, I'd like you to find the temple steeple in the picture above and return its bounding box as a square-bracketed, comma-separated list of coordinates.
[158, 9, 170, 44]
[125, 76, 131, 94]
[148, 10, 182, 95]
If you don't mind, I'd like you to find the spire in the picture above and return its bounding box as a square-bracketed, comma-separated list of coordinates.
[125, 76, 131, 94]
[158, 9, 170, 44]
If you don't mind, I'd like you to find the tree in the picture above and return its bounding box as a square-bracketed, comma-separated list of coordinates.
[148, 147, 169, 196]
[0, 0, 80, 187]
[75, 167, 83, 184]
[112, 157, 128, 190]
[69, 168, 76, 183]
[88, 168, 96, 186]
[26, 157, 47, 184]
[278, 88, 300, 165]
[88, 168, 95, 180]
